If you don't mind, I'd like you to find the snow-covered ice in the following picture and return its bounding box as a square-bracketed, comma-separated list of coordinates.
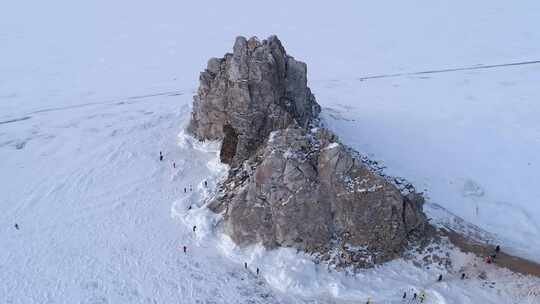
[319, 64, 540, 263]
[2, 0, 540, 303]
[2, 91, 539, 303]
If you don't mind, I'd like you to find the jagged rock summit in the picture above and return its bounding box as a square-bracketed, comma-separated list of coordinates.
[188, 35, 428, 267]
[188, 35, 320, 167]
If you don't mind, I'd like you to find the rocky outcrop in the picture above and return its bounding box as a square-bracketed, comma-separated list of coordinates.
[208, 127, 427, 266]
[188, 35, 320, 167]
[188, 35, 428, 267]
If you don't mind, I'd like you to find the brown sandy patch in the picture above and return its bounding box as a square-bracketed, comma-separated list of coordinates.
[441, 228, 540, 278]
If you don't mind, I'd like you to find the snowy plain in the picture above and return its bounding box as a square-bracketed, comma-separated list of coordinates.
[2, 0, 540, 303]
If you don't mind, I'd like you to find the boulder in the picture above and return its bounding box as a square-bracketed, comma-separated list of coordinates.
[209, 127, 427, 266]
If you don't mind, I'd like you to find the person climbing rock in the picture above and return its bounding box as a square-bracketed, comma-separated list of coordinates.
[193, 225, 197, 232]
[159, 151, 163, 161]
[438, 274, 443, 282]
[14, 223, 19, 230]
[183, 246, 187, 253]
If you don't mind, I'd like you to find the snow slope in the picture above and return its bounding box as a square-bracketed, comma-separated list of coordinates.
[0, 95, 292, 303]
[2, 0, 540, 303]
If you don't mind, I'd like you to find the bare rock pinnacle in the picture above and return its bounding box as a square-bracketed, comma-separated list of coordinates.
[188, 35, 428, 267]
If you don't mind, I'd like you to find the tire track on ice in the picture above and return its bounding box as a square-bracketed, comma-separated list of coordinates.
[357, 60, 540, 81]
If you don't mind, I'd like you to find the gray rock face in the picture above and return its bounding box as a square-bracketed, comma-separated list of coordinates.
[188, 35, 428, 267]
[188, 35, 320, 166]
[209, 127, 427, 266]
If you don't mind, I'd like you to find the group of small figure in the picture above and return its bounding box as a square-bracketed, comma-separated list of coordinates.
[166, 150, 261, 276]
[402, 290, 426, 303]
[244, 262, 260, 276]
[395, 273, 463, 303]
[395, 261, 499, 303]
[485, 245, 501, 264]
[182, 234, 260, 276]
[183, 181, 207, 194]
[160, 150, 208, 193]
[181, 225, 198, 253]
[398, 275, 442, 304]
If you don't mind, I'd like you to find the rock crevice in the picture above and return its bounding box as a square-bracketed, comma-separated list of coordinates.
[188, 35, 428, 267]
